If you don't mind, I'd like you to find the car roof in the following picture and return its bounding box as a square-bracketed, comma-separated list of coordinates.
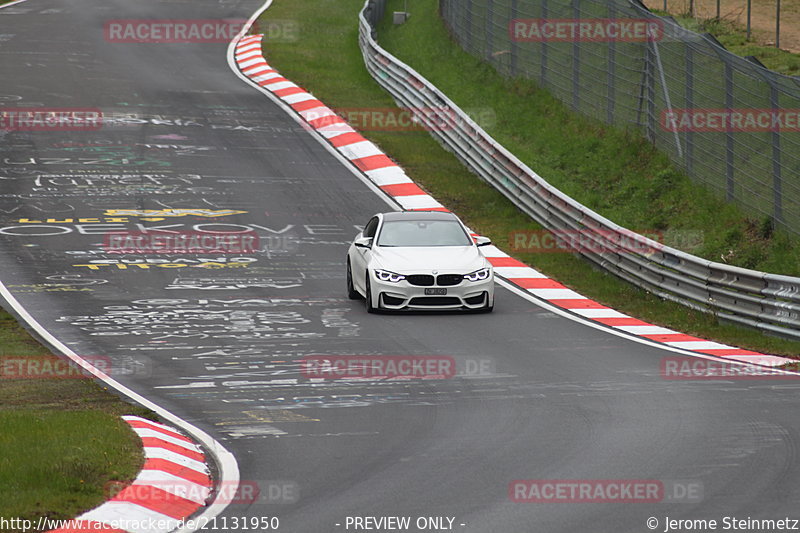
[380, 211, 459, 222]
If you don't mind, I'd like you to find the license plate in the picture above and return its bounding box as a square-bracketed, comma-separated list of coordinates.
[425, 288, 447, 295]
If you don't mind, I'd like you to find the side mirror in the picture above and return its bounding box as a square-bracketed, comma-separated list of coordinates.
[354, 236, 373, 249]
[475, 236, 492, 247]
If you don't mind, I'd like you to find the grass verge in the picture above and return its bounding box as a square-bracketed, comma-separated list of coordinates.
[256, 0, 800, 358]
[0, 309, 154, 526]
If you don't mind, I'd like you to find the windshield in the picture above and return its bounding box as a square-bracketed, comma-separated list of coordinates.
[376, 219, 472, 247]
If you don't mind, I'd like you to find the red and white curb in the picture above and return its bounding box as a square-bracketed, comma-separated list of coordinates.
[234, 34, 793, 369]
[50, 416, 211, 533]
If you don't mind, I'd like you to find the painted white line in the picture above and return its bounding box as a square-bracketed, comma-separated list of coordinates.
[299, 105, 336, 121]
[493, 266, 548, 279]
[394, 194, 443, 210]
[317, 123, 358, 137]
[131, 428, 203, 452]
[480, 245, 511, 258]
[122, 415, 187, 435]
[282, 92, 318, 105]
[337, 140, 385, 160]
[144, 447, 208, 473]
[238, 57, 269, 69]
[242, 64, 270, 76]
[235, 43, 261, 54]
[363, 166, 412, 186]
[667, 340, 735, 350]
[132, 471, 211, 505]
[0, 0, 32, 8]
[235, 51, 262, 62]
[571, 308, 629, 318]
[616, 325, 678, 335]
[727, 354, 793, 366]
[262, 80, 296, 91]
[252, 72, 283, 83]
[527, 288, 584, 300]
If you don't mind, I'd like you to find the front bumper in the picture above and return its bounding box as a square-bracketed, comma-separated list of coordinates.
[370, 274, 494, 310]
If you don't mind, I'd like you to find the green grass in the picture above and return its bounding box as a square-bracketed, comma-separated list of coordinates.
[0, 310, 155, 527]
[0, 411, 144, 524]
[256, 0, 800, 358]
[653, 11, 800, 75]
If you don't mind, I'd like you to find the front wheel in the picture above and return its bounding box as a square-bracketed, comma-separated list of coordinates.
[365, 273, 378, 314]
[346, 259, 359, 300]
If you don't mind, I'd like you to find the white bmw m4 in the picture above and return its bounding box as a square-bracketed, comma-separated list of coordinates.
[346, 211, 495, 313]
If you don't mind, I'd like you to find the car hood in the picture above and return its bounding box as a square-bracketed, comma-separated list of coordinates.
[371, 246, 488, 273]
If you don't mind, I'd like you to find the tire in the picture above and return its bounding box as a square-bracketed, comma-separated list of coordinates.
[365, 273, 378, 314]
[346, 259, 360, 300]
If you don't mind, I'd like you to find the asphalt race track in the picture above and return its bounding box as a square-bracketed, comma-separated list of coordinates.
[2, 0, 800, 532]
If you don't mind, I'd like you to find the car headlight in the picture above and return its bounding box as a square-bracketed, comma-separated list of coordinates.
[374, 269, 406, 283]
[464, 268, 491, 282]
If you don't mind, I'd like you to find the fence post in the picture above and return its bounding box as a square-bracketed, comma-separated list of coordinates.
[685, 45, 694, 176]
[541, 0, 549, 87]
[640, 41, 656, 143]
[572, 0, 581, 111]
[724, 59, 735, 201]
[607, 0, 616, 124]
[486, 0, 494, 62]
[770, 81, 783, 224]
[464, 0, 473, 53]
[510, 0, 518, 76]
[747, 0, 752, 40]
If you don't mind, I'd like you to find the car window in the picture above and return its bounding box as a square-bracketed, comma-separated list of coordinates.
[376, 220, 472, 247]
[363, 217, 379, 238]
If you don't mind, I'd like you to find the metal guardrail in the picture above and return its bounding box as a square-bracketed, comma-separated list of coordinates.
[358, 0, 800, 340]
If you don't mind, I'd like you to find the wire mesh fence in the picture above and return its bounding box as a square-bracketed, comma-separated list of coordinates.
[439, 0, 800, 236]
